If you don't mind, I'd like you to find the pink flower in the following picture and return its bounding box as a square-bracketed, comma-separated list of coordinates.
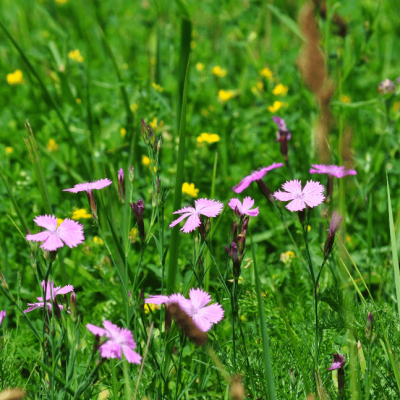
[232, 163, 284, 193]
[26, 215, 84, 251]
[86, 320, 142, 364]
[327, 353, 346, 371]
[228, 197, 259, 217]
[0, 310, 6, 327]
[63, 178, 112, 193]
[309, 164, 356, 178]
[273, 180, 325, 212]
[169, 198, 223, 233]
[145, 288, 224, 332]
[24, 280, 74, 313]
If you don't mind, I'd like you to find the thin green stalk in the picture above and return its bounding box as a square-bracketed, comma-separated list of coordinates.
[167, 56, 190, 295]
[123, 359, 132, 400]
[112, 359, 118, 400]
[250, 238, 276, 400]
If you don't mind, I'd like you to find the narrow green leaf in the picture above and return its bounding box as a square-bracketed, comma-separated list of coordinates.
[387, 176, 400, 317]
[167, 56, 190, 295]
[251, 239, 276, 400]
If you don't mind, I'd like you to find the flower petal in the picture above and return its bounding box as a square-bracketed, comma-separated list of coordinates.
[99, 340, 122, 360]
[181, 214, 201, 233]
[55, 285, 74, 296]
[192, 313, 213, 332]
[197, 303, 224, 325]
[86, 323, 107, 337]
[286, 199, 306, 212]
[41, 233, 64, 251]
[228, 198, 242, 213]
[122, 345, 142, 364]
[189, 288, 211, 309]
[26, 231, 52, 243]
[273, 190, 295, 202]
[169, 212, 193, 229]
[33, 215, 58, 231]
[57, 219, 85, 248]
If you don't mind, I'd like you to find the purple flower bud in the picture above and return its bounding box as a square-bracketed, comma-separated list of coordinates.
[118, 168, 125, 203]
[130, 200, 145, 241]
[273, 116, 291, 160]
[327, 353, 345, 395]
[0, 310, 6, 328]
[230, 222, 238, 243]
[129, 165, 134, 183]
[256, 179, 274, 203]
[366, 311, 373, 340]
[237, 217, 249, 254]
[324, 212, 343, 258]
[141, 118, 149, 144]
[227, 242, 241, 278]
[86, 190, 98, 221]
[70, 292, 77, 321]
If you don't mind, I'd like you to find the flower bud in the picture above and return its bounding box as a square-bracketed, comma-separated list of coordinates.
[324, 212, 343, 258]
[86, 190, 98, 221]
[129, 165, 134, 183]
[117, 168, 125, 203]
[130, 200, 145, 241]
[256, 179, 274, 203]
[70, 292, 77, 321]
[366, 311, 373, 341]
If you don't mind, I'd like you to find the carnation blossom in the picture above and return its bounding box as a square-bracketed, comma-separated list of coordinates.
[26, 215, 84, 251]
[86, 320, 141, 364]
[228, 197, 259, 217]
[146, 288, 224, 332]
[232, 163, 284, 194]
[24, 280, 74, 313]
[63, 178, 112, 193]
[309, 164, 356, 178]
[169, 198, 223, 233]
[273, 180, 325, 212]
[272, 116, 291, 141]
[0, 310, 6, 327]
[327, 353, 346, 371]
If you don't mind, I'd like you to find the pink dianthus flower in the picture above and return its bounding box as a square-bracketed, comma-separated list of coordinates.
[228, 197, 259, 217]
[26, 215, 84, 251]
[0, 310, 6, 327]
[169, 198, 223, 233]
[63, 178, 112, 193]
[273, 180, 325, 212]
[86, 320, 142, 364]
[309, 164, 356, 178]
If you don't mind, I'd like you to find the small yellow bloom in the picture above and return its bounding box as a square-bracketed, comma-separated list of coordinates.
[268, 100, 284, 113]
[218, 89, 235, 102]
[196, 133, 220, 144]
[211, 65, 227, 78]
[257, 81, 264, 91]
[151, 82, 164, 92]
[98, 389, 110, 400]
[76, 98, 81, 104]
[340, 94, 351, 103]
[240, 315, 246, 322]
[72, 209, 91, 220]
[280, 251, 295, 264]
[259, 67, 273, 80]
[190, 41, 197, 49]
[182, 182, 199, 197]
[200, 108, 209, 117]
[5, 147, 13, 155]
[272, 83, 288, 96]
[393, 101, 400, 112]
[307, 225, 311, 232]
[144, 303, 160, 314]
[142, 155, 151, 166]
[149, 117, 158, 130]
[57, 218, 64, 227]
[7, 70, 24, 85]
[120, 128, 126, 138]
[129, 227, 138, 243]
[251, 86, 258, 94]
[196, 62, 205, 72]
[130, 103, 138, 112]
[68, 49, 84, 63]
[93, 236, 104, 245]
[346, 234, 352, 243]
[46, 138, 59, 152]
[55, 0, 68, 4]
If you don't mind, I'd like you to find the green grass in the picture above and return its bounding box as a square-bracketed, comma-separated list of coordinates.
[1, 0, 400, 398]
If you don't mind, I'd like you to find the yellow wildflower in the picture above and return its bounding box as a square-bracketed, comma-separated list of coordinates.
[280, 251, 295, 264]
[120, 128, 126, 138]
[259, 67, 273, 80]
[272, 83, 288, 96]
[190, 41, 197, 49]
[240, 315, 246, 322]
[196, 133, 220, 144]
[307, 225, 311, 232]
[57, 218, 64, 227]
[76, 98, 81, 104]
[72, 209, 91, 220]
[211, 66, 227, 78]
[257, 81, 264, 91]
[151, 82, 164, 92]
[130, 103, 138, 112]
[182, 182, 199, 197]
[196, 62, 205, 72]
[201, 108, 209, 117]
[55, 0, 68, 4]
[144, 303, 160, 314]
[5, 147, 13, 155]
[393, 101, 400, 112]
[93, 236, 104, 245]
[6, 70, 24, 85]
[68, 49, 84, 63]
[149, 117, 158, 130]
[340, 94, 351, 103]
[251, 86, 258, 94]
[346, 235, 352, 243]
[46, 139, 59, 152]
[129, 227, 138, 243]
[142, 155, 151, 166]
[218, 89, 235, 102]
[268, 100, 284, 112]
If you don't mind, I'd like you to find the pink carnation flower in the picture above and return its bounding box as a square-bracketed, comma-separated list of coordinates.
[26, 215, 84, 251]
[232, 163, 284, 193]
[86, 320, 142, 364]
[327, 353, 346, 371]
[24, 280, 74, 313]
[309, 164, 356, 178]
[63, 178, 112, 193]
[273, 180, 325, 212]
[0, 310, 6, 327]
[169, 198, 223, 233]
[228, 197, 259, 217]
[146, 288, 224, 332]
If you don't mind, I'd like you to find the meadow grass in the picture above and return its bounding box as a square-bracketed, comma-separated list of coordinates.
[1, 0, 400, 398]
